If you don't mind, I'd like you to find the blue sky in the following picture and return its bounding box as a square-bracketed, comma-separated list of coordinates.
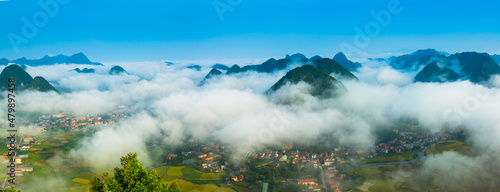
[0, 0, 499, 62]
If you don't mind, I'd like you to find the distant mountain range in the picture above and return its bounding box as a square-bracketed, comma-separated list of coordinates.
[390, 49, 442, 70]
[396, 49, 500, 83]
[0, 64, 59, 93]
[73, 68, 95, 73]
[200, 53, 356, 97]
[211, 53, 358, 80]
[0, 53, 102, 66]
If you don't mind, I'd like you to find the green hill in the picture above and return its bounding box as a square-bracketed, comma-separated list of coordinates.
[435, 67, 460, 82]
[0, 64, 59, 93]
[26, 76, 60, 93]
[0, 64, 34, 91]
[414, 62, 441, 82]
[268, 65, 345, 97]
[312, 58, 358, 80]
[455, 52, 500, 83]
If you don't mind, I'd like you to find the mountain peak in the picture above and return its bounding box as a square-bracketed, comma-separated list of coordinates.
[0, 64, 34, 91]
[26, 76, 59, 93]
[312, 58, 358, 80]
[211, 64, 230, 70]
[390, 49, 442, 70]
[227, 64, 244, 74]
[333, 52, 362, 72]
[268, 65, 345, 97]
[0, 58, 10, 65]
[285, 53, 307, 60]
[414, 62, 441, 82]
[67, 52, 92, 64]
[199, 68, 223, 86]
[412, 49, 440, 56]
[109, 65, 128, 75]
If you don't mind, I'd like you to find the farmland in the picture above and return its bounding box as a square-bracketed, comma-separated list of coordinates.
[426, 140, 471, 155]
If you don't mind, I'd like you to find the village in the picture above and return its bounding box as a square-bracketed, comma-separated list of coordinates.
[4, 107, 458, 191]
[164, 127, 455, 192]
[0, 106, 129, 189]
[30, 105, 128, 132]
[1, 136, 35, 188]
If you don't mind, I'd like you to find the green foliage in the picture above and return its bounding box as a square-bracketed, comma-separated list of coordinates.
[0, 186, 20, 192]
[90, 152, 181, 192]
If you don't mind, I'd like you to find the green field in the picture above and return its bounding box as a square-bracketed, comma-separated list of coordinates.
[426, 140, 471, 155]
[365, 151, 418, 164]
[354, 165, 412, 192]
[154, 165, 225, 181]
[165, 179, 235, 192]
[151, 165, 233, 191]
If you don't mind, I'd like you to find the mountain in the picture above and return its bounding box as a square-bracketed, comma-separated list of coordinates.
[199, 68, 223, 86]
[109, 66, 128, 75]
[452, 52, 500, 83]
[311, 58, 358, 80]
[413, 51, 500, 83]
[285, 53, 307, 60]
[492, 54, 500, 64]
[333, 52, 362, 72]
[187, 65, 201, 71]
[66, 52, 93, 64]
[435, 67, 460, 82]
[219, 54, 355, 77]
[390, 49, 442, 70]
[73, 68, 95, 73]
[212, 64, 230, 70]
[0, 64, 34, 90]
[241, 58, 278, 73]
[26, 76, 59, 93]
[226, 64, 244, 74]
[239, 55, 307, 73]
[414, 62, 441, 82]
[5, 53, 102, 66]
[0, 64, 58, 93]
[310, 55, 322, 60]
[0, 58, 10, 65]
[268, 65, 344, 97]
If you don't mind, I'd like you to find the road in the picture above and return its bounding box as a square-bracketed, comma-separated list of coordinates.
[320, 166, 327, 191]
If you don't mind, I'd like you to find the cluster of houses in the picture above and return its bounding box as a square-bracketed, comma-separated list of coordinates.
[159, 127, 457, 191]
[1, 152, 33, 187]
[1, 136, 37, 187]
[31, 106, 128, 132]
[374, 129, 452, 155]
[249, 128, 455, 166]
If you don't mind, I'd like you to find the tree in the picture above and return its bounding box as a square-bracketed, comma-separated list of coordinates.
[0, 186, 19, 192]
[90, 152, 181, 192]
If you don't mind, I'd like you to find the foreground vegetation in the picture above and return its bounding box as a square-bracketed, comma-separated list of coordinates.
[90, 152, 181, 192]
